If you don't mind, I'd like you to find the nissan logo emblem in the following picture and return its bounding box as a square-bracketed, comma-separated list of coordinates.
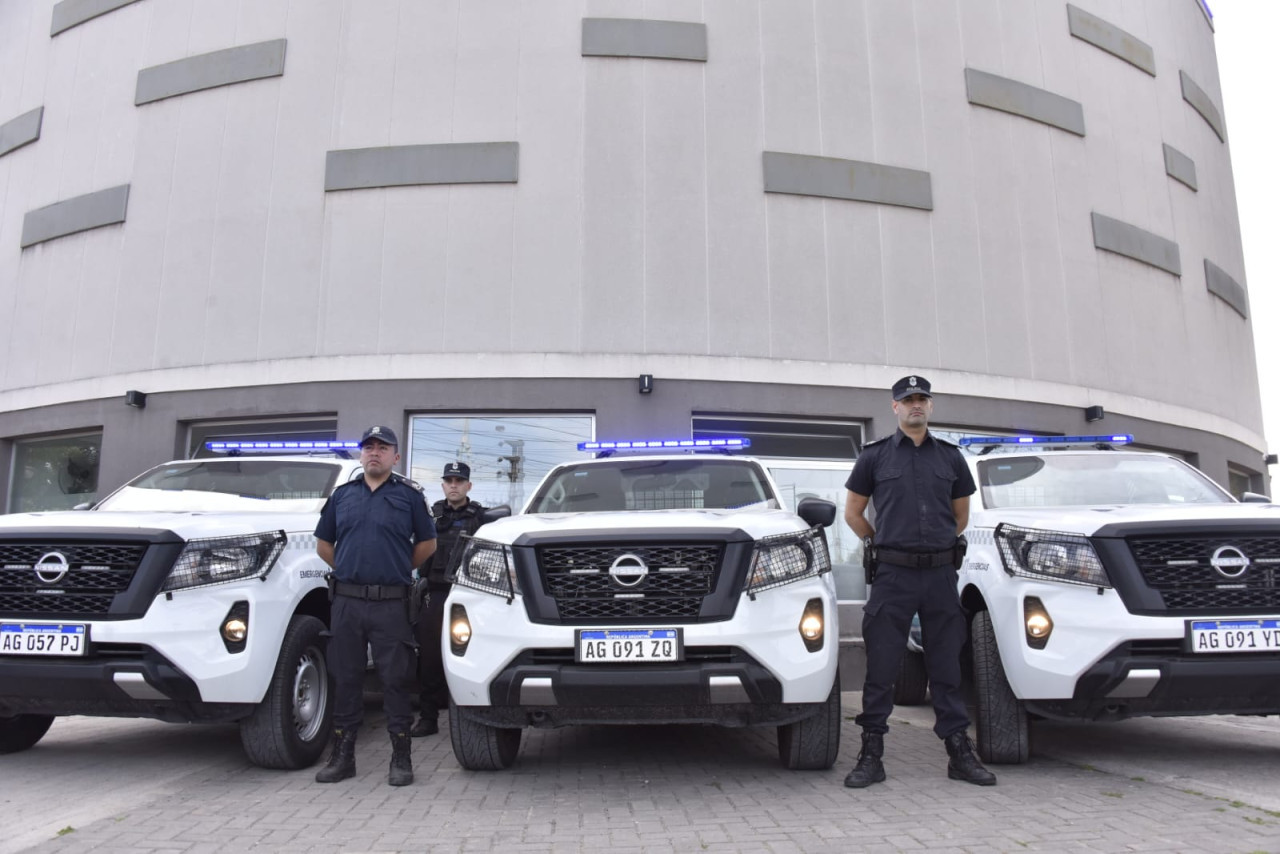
[1209, 545, 1250, 579]
[609, 553, 649, 588]
[34, 551, 72, 585]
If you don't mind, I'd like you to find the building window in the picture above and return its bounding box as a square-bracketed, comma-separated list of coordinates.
[692, 416, 862, 459]
[407, 415, 594, 510]
[9, 433, 102, 511]
[1227, 466, 1259, 501]
[186, 417, 338, 458]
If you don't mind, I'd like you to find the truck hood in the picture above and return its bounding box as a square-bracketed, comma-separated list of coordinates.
[476, 506, 815, 544]
[0, 509, 320, 539]
[970, 501, 1280, 537]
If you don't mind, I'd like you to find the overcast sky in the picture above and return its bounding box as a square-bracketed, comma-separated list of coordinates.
[1213, 1, 1279, 482]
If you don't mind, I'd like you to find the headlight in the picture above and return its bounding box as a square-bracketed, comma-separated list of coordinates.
[162, 531, 286, 592]
[453, 538, 520, 599]
[995, 524, 1110, 588]
[747, 528, 831, 595]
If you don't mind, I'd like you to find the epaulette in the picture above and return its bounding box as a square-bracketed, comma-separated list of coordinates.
[934, 435, 961, 449]
[391, 472, 426, 494]
[861, 435, 890, 448]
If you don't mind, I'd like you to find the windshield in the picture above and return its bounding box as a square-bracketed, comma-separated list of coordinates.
[97, 459, 345, 510]
[977, 452, 1232, 509]
[526, 458, 777, 513]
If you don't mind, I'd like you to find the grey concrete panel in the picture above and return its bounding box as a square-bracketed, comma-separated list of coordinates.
[0, 106, 43, 158]
[1162, 143, 1197, 191]
[1066, 5, 1155, 76]
[762, 151, 933, 211]
[324, 142, 518, 191]
[135, 39, 287, 106]
[581, 18, 707, 62]
[1179, 70, 1225, 141]
[1204, 259, 1248, 318]
[50, 0, 143, 36]
[1090, 212, 1181, 276]
[964, 68, 1086, 136]
[20, 184, 130, 248]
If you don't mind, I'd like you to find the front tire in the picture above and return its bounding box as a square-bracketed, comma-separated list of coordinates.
[449, 699, 521, 770]
[894, 648, 929, 706]
[777, 672, 841, 770]
[240, 614, 333, 769]
[0, 714, 54, 754]
[971, 610, 1029, 764]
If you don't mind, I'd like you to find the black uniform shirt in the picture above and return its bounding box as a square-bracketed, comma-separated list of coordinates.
[428, 498, 485, 583]
[845, 429, 976, 552]
[315, 474, 437, 586]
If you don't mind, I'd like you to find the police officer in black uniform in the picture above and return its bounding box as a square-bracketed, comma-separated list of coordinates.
[313, 426, 436, 786]
[842, 376, 996, 788]
[410, 461, 484, 737]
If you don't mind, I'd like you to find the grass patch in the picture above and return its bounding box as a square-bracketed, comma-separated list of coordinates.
[1130, 776, 1145, 782]
[1101, 792, 1124, 799]
[56, 827, 74, 837]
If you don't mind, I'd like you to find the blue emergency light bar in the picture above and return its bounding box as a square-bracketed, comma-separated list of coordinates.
[577, 437, 751, 452]
[958, 434, 1133, 447]
[205, 440, 361, 453]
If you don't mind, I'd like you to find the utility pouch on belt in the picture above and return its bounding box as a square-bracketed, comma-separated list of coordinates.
[862, 538, 877, 586]
[325, 572, 336, 603]
[954, 534, 968, 566]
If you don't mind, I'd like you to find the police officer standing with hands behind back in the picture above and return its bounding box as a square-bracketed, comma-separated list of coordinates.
[411, 461, 484, 737]
[313, 426, 436, 787]
[842, 376, 996, 789]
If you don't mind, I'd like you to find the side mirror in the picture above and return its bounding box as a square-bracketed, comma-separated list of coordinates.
[1241, 491, 1271, 504]
[797, 497, 837, 528]
[72, 502, 94, 511]
[481, 504, 512, 523]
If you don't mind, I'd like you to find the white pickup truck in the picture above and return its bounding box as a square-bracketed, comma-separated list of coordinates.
[954, 434, 1280, 763]
[0, 447, 362, 769]
[442, 440, 843, 771]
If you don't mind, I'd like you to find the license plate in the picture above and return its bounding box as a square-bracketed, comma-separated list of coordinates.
[0, 622, 88, 657]
[1189, 619, 1280, 654]
[576, 628, 681, 663]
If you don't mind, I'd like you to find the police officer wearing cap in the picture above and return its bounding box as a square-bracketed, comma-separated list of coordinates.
[842, 376, 996, 788]
[410, 461, 485, 737]
[313, 425, 436, 786]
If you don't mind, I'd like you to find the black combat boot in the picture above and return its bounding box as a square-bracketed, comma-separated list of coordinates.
[388, 731, 414, 786]
[409, 713, 438, 737]
[315, 727, 357, 783]
[842, 731, 886, 788]
[944, 731, 997, 786]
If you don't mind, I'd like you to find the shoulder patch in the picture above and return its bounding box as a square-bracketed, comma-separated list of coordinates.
[391, 473, 426, 494]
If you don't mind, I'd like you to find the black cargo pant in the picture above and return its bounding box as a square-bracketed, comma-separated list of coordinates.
[856, 561, 970, 739]
[329, 594, 416, 734]
[413, 582, 451, 716]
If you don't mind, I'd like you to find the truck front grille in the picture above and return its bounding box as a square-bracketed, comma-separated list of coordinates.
[0, 543, 147, 617]
[1127, 535, 1280, 612]
[538, 544, 722, 621]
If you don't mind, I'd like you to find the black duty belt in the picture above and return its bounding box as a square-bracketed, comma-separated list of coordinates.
[335, 582, 410, 600]
[874, 546, 956, 569]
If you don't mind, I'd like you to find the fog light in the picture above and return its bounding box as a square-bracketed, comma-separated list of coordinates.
[222, 618, 248, 643]
[449, 603, 471, 655]
[798, 598, 825, 652]
[219, 601, 250, 653]
[1024, 596, 1053, 649]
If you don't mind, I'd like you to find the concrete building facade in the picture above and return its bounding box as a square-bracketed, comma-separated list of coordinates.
[0, 0, 1265, 519]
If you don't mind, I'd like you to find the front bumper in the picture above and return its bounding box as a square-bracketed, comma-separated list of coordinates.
[1026, 642, 1280, 721]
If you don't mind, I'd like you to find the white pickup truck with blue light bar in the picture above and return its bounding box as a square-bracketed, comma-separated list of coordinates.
[0, 443, 364, 768]
[954, 433, 1280, 764]
[442, 438, 843, 770]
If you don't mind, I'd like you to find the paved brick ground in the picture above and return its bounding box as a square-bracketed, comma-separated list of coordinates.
[15, 696, 1280, 854]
